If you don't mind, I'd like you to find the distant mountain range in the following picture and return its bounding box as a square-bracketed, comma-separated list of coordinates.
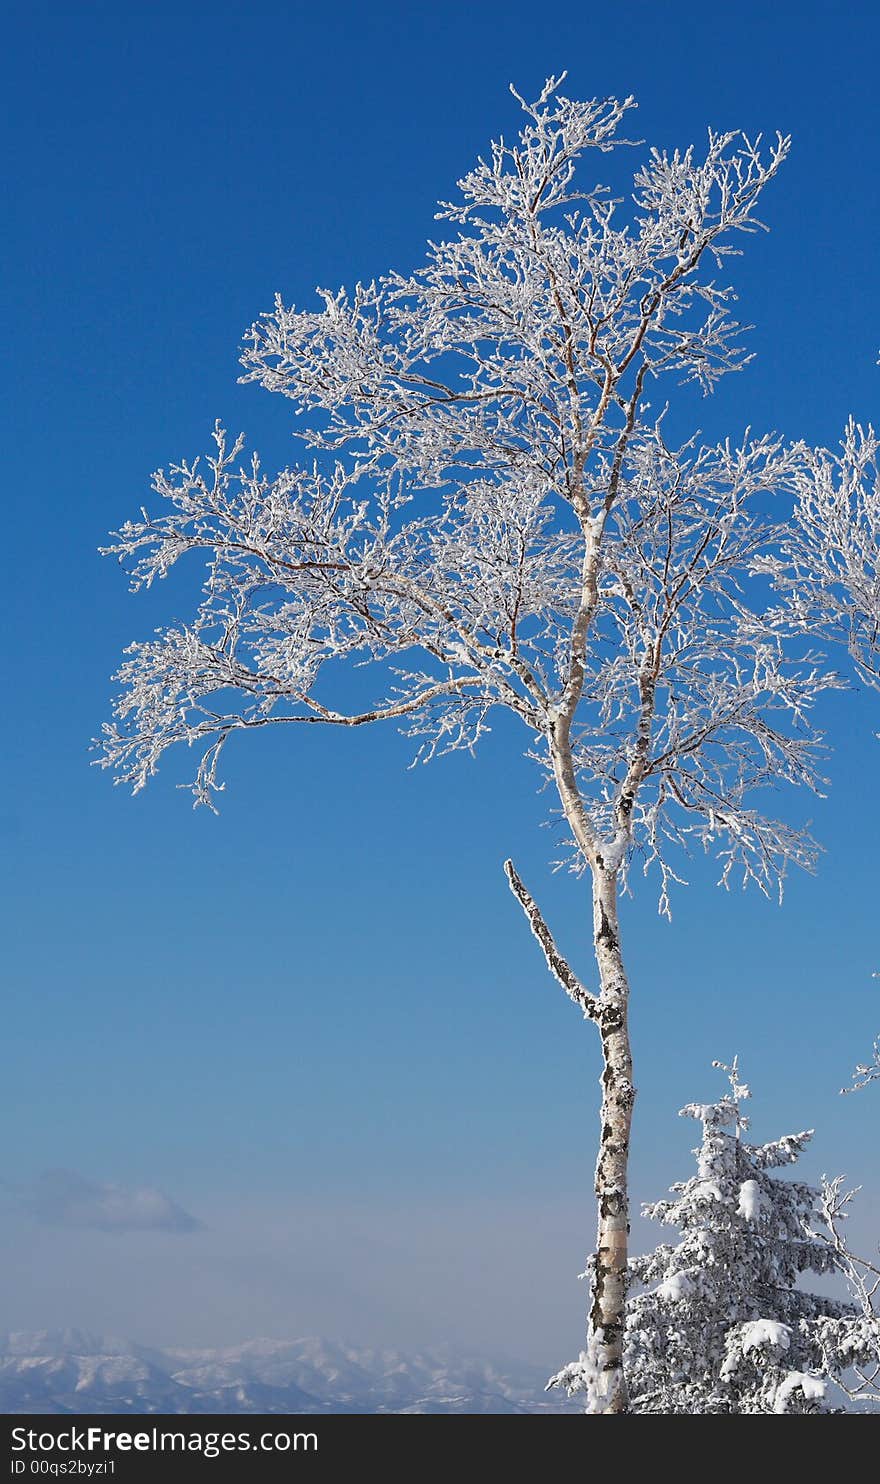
[0, 1331, 576, 1414]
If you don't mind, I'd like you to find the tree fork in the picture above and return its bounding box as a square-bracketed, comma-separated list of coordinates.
[506, 855, 635, 1413]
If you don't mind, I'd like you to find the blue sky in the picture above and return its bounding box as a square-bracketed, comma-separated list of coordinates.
[2, 1, 878, 1363]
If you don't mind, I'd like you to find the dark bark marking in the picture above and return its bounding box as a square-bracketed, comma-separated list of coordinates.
[596, 899, 618, 951]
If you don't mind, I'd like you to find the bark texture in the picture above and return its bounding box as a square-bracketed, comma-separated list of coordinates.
[590, 865, 635, 1414]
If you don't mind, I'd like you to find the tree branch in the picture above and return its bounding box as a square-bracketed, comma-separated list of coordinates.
[503, 858, 600, 1020]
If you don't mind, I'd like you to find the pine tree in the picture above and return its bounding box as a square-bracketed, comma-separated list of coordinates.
[611, 1061, 874, 1412]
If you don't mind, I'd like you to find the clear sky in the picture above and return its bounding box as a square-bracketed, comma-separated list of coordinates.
[2, 0, 878, 1366]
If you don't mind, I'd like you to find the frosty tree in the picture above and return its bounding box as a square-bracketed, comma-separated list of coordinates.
[558, 1059, 879, 1413]
[764, 422, 880, 1094]
[100, 79, 842, 1411]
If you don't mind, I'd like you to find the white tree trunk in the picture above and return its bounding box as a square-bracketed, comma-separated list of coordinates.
[588, 864, 635, 1414]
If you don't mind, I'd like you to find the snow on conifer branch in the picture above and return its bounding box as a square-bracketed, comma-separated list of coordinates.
[615, 1062, 880, 1413]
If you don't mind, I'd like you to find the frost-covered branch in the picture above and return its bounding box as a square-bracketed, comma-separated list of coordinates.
[842, 1036, 880, 1094]
[503, 859, 599, 1019]
[763, 422, 880, 1093]
[765, 420, 880, 687]
[99, 87, 823, 917]
[810, 1176, 880, 1406]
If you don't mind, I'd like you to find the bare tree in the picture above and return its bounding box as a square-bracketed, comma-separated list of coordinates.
[99, 80, 836, 1411]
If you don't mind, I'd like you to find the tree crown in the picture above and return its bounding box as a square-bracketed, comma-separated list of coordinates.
[100, 80, 837, 911]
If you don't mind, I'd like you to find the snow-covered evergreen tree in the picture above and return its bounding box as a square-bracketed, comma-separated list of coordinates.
[617, 1061, 878, 1413]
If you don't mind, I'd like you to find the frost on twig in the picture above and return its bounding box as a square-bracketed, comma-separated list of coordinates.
[765, 426, 880, 1094]
[811, 1175, 880, 1407]
[842, 1035, 880, 1094]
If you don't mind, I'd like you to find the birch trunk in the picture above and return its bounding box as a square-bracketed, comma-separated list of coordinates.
[550, 696, 637, 1411]
[588, 863, 635, 1414]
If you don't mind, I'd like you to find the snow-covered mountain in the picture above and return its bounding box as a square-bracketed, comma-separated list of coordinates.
[0, 1332, 574, 1413]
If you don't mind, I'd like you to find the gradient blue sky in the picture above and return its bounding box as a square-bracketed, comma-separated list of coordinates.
[2, 1, 878, 1364]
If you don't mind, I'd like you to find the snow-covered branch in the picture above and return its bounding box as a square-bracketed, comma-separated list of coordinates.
[100, 417, 836, 910]
[842, 1036, 880, 1094]
[503, 859, 599, 1019]
[762, 423, 880, 1097]
[811, 1176, 880, 1407]
[765, 420, 880, 687]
